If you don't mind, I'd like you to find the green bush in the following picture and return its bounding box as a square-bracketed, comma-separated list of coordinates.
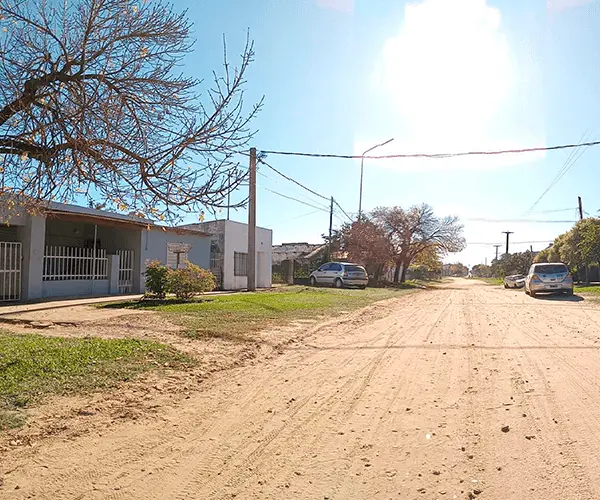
[166, 262, 217, 300]
[145, 260, 169, 298]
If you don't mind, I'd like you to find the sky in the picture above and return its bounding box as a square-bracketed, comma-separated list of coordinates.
[174, 0, 600, 267]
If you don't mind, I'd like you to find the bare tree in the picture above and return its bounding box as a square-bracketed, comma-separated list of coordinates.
[372, 204, 465, 283]
[0, 0, 261, 221]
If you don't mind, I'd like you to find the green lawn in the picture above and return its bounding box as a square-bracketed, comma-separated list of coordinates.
[101, 286, 416, 341]
[0, 333, 192, 430]
[575, 284, 600, 295]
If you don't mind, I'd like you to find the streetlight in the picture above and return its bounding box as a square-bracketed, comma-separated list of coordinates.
[358, 138, 394, 220]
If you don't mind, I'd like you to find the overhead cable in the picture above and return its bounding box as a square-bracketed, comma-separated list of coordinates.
[260, 139, 600, 161]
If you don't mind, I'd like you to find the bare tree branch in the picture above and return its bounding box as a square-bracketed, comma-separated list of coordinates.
[0, 0, 262, 222]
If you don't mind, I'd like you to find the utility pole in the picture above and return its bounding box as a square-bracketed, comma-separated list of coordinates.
[502, 231, 513, 255]
[358, 138, 394, 220]
[493, 245, 501, 261]
[328, 197, 334, 261]
[578, 196, 584, 220]
[247, 147, 257, 291]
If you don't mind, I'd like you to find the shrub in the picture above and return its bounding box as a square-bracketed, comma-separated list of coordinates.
[144, 260, 169, 298]
[166, 262, 217, 300]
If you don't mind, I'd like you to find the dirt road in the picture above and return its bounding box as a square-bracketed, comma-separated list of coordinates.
[5, 279, 600, 499]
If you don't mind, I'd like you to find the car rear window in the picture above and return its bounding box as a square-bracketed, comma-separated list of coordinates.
[345, 265, 365, 272]
[534, 264, 568, 274]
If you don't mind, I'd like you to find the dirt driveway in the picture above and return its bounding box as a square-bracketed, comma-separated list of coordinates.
[4, 279, 600, 499]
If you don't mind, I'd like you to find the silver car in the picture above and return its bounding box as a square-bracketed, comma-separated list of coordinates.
[309, 262, 368, 289]
[525, 262, 574, 297]
[504, 274, 525, 289]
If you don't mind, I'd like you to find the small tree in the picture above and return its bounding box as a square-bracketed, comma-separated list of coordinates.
[144, 260, 169, 298]
[167, 262, 216, 300]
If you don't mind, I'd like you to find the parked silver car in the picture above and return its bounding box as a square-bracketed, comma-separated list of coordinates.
[504, 274, 525, 289]
[309, 262, 368, 289]
[525, 262, 573, 297]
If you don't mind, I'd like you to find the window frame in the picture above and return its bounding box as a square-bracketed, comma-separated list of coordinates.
[234, 251, 248, 277]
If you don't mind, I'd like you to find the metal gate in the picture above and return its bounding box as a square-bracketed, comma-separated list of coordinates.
[0, 242, 21, 302]
[117, 250, 135, 293]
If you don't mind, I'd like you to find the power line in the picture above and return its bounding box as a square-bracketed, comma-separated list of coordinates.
[464, 217, 577, 224]
[261, 187, 331, 213]
[265, 209, 324, 228]
[527, 130, 592, 213]
[467, 240, 554, 245]
[260, 139, 600, 161]
[333, 199, 353, 222]
[530, 207, 578, 214]
[258, 158, 329, 201]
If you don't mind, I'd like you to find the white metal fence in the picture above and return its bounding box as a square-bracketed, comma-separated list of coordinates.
[0, 242, 21, 302]
[43, 246, 108, 281]
[117, 250, 135, 293]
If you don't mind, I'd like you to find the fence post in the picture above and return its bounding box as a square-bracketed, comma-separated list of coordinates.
[107, 254, 119, 294]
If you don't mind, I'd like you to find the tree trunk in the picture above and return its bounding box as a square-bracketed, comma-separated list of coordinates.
[400, 260, 409, 283]
[393, 260, 402, 283]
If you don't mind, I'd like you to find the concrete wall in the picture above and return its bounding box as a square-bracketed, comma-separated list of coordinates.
[142, 228, 211, 293]
[17, 216, 45, 301]
[42, 279, 109, 298]
[223, 220, 272, 290]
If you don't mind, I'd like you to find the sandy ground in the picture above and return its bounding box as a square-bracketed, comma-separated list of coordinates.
[4, 279, 600, 499]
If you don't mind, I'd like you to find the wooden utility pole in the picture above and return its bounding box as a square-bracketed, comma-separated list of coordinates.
[247, 147, 257, 291]
[578, 196, 584, 220]
[502, 231, 513, 255]
[493, 244, 501, 261]
[328, 197, 334, 261]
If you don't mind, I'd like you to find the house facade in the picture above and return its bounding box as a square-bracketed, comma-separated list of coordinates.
[182, 220, 272, 290]
[0, 202, 211, 302]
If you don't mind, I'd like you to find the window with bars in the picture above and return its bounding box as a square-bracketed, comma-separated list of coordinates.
[234, 252, 248, 276]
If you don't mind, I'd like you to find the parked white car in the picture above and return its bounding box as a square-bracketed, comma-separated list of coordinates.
[525, 262, 573, 297]
[309, 262, 368, 289]
[504, 274, 525, 289]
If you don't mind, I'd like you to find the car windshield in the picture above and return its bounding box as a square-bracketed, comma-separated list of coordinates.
[345, 265, 365, 272]
[534, 265, 568, 274]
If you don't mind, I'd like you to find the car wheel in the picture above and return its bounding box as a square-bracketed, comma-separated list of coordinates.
[530, 290, 536, 298]
[334, 278, 344, 289]
[565, 289, 574, 296]
[359, 285, 367, 290]
[504, 283, 508, 289]
[525, 288, 530, 295]
[309, 276, 317, 287]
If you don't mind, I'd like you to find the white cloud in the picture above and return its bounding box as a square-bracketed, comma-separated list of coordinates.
[367, 0, 545, 172]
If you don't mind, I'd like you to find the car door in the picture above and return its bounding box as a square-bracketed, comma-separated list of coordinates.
[314, 263, 332, 284]
[329, 263, 343, 284]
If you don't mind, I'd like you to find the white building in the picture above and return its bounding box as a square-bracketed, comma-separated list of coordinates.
[182, 220, 273, 290]
[0, 202, 212, 302]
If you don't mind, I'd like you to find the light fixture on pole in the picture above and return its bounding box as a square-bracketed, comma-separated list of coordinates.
[358, 138, 394, 220]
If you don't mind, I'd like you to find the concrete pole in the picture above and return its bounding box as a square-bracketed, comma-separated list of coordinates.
[247, 148, 257, 291]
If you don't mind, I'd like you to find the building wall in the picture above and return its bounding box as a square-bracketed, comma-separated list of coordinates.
[142, 228, 211, 293]
[222, 220, 272, 290]
[42, 279, 109, 298]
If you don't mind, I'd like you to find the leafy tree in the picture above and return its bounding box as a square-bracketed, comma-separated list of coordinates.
[337, 218, 393, 280]
[0, 0, 261, 221]
[471, 264, 492, 278]
[372, 204, 465, 283]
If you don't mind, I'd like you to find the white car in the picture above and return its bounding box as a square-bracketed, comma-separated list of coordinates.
[525, 262, 574, 297]
[309, 262, 368, 289]
[504, 274, 525, 289]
